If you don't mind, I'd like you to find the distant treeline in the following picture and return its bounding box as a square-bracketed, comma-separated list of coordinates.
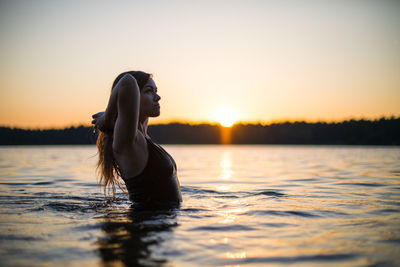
[0, 117, 399, 145]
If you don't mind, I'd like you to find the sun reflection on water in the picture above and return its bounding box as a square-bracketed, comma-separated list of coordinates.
[209, 237, 230, 244]
[220, 150, 233, 180]
[225, 251, 247, 259]
[217, 185, 232, 191]
[217, 204, 247, 224]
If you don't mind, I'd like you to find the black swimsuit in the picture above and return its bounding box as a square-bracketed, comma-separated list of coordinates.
[122, 136, 182, 207]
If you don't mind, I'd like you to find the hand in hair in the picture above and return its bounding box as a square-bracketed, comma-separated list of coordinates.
[92, 111, 113, 132]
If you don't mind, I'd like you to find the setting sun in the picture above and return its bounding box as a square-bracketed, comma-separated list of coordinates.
[214, 109, 238, 127]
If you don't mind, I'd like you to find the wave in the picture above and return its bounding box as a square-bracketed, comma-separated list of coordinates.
[181, 185, 286, 199]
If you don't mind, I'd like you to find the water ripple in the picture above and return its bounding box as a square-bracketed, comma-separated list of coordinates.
[220, 253, 358, 265]
[189, 224, 256, 232]
[243, 210, 319, 217]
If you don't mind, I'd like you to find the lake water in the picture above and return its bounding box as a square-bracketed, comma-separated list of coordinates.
[0, 145, 399, 266]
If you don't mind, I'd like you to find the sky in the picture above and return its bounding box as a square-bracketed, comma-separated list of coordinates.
[0, 0, 399, 128]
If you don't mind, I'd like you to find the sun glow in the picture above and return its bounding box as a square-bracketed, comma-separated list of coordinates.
[214, 109, 238, 127]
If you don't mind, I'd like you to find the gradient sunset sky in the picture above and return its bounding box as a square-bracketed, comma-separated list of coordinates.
[0, 0, 399, 128]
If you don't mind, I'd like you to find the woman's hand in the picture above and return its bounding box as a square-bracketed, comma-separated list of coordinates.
[92, 111, 111, 132]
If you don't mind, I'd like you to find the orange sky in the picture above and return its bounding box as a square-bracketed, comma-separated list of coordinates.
[0, 0, 399, 128]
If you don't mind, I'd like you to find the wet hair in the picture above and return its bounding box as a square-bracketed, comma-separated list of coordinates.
[96, 71, 152, 197]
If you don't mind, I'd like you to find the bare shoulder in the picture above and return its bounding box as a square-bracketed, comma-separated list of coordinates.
[113, 131, 149, 178]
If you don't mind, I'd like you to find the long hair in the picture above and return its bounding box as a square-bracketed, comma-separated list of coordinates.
[96, 71, 151, 197]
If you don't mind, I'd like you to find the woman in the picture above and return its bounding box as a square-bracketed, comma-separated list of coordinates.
[92, 71, 182, 208]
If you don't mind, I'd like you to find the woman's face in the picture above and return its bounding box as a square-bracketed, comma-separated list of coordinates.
[139, 78, 161, 118]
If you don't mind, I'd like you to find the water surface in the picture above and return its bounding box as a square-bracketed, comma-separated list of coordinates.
[0, 145, 399, 266]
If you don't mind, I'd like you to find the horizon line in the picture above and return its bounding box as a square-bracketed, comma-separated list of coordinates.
[1, 115, 399, 130]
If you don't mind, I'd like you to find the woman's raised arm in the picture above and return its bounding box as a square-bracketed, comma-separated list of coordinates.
[94, 73, 141, 153]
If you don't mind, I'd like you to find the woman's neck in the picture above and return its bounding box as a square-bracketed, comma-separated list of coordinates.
[138, 117, 149, 136]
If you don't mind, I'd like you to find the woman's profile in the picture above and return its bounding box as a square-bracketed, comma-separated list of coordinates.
[92, 71, 182, 208]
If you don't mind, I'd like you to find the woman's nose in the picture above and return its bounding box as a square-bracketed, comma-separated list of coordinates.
[155, 93, 161, 101]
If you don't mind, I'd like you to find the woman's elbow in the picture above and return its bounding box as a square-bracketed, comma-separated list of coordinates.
[116, 74, 140, 97]
[119, 73, 138, 87]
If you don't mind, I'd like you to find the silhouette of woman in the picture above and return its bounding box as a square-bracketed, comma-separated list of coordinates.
[92, 71, 182, 208]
